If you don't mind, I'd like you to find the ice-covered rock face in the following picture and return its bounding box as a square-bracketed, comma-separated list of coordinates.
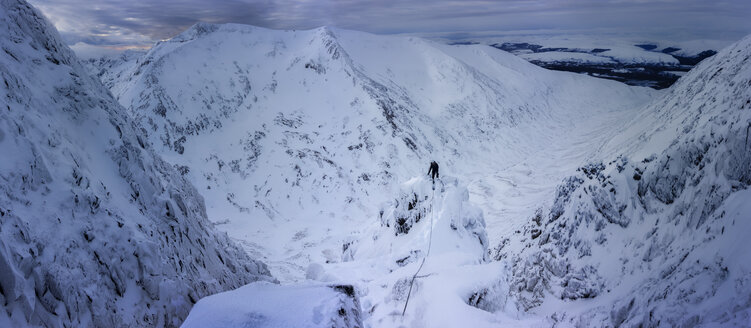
[0, 1, 273, 327]
[499, 36, 751, 326]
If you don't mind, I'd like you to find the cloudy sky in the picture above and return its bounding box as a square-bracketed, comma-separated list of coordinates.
[28, 0, 751, 57]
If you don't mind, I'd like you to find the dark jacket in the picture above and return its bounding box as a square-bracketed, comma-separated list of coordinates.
[428, 161, 439, 179]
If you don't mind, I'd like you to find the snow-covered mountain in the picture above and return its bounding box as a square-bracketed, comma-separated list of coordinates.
[0, 1, 272, 327]
[84, 18, 750, 328]
[86, 22, 656, 286]
[500, 35, 751, 326]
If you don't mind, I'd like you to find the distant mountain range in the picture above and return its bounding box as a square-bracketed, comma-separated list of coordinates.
[450, 37, 720, 89]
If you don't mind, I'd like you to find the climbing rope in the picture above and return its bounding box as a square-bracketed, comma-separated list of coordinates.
[401, 181, 436, 316]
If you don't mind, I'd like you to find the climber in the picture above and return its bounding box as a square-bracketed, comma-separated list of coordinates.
[427, 161, 439, 182]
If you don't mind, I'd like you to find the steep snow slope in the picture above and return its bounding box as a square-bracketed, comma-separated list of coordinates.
[338, 177, 496, 327]
[90, 23, 655, 283]
[0, 1, 272, 327]
[188, 177, 525, 328]
[499, 35, 751, 326]
[86, 49, 146, 91]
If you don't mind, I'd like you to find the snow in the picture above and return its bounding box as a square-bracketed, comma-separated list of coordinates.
[330, 177, 519, 327]
[476, 34, 683, 64]
[498, 35, 751, 326]
[353, 177, 487, 264]
[520, 51, 616, 64]
[4, 0, 749, 325]
[0, 1, 272, 327]
[161, 30, 749, 326]
[661, 39, 732, 57]
[182, 282, 363, 328]
[454, 33, 729, 62]
[89, 22, 656, 287]
[84, 21, 702, 327]
[184, 177, 547, 328]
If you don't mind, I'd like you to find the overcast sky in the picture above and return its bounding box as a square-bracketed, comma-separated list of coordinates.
[28, 0, 751, 57]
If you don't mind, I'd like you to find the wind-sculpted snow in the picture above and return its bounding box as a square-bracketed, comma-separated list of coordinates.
[0, 1, 272, 327]
[500, 35, 751, 326]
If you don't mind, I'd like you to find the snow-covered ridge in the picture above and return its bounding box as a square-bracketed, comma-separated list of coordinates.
[352, 176, 487, 266]
[0, 1, 273, 327]
[88, 22, 655, 287]
[305, 176, 507, 327]
[499, 35, 751, 326]
[177, 176, 502, 328]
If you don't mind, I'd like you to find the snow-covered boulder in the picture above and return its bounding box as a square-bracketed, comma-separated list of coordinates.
[0, 1, 273, 327]
[181, 282, 362, 328]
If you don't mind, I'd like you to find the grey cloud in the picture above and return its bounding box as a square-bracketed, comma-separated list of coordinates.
[28, 0, 751, 52]
[31, 0, 276, 45]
